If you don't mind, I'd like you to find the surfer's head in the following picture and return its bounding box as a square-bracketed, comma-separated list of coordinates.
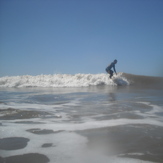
[114, 59, 117, 64]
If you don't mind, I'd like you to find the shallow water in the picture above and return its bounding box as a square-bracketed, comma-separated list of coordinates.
[0, 86, 163, 163]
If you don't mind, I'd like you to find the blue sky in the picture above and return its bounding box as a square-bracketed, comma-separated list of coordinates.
[0, 0, 163, 77]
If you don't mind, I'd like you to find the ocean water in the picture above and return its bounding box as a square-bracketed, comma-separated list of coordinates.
[0, 73, 163, 163]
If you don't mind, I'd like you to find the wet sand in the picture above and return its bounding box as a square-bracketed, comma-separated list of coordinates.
[77, 124, 163, 163]
[0, 153, 49, 163]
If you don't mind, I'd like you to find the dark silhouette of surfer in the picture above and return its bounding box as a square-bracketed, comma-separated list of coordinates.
[106, 59, 117, 78]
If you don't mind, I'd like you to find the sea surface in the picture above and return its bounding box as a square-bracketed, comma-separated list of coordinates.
[0, 73, 163, 163]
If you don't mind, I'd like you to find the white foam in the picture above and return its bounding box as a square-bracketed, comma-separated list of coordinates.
[0, 122, 155, 163]
[0, 88, 161, 163]
[0, 102, 61, 110]
[135, 102, 163, 120]
[1, 103, 160, 163]
[0, 73, 129, 88]
[2, 117, 163, 136]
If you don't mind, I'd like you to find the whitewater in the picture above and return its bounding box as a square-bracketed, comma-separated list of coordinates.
[0, 73, 129, 88]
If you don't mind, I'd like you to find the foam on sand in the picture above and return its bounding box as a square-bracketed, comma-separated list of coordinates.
[1, 121, 156, 163]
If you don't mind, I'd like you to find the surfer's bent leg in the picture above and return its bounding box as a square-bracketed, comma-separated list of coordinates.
[106, 68, 113, 79]
[109, 70, 113, 79]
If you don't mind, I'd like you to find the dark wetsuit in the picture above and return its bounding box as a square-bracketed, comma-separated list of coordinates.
[106, 62, 116, 78]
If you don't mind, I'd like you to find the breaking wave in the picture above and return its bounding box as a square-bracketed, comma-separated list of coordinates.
[0, 73, 129, 88]
[0, 73, 162, 88]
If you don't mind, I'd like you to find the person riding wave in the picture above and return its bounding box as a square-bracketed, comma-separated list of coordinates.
[106, 59, 117, 79]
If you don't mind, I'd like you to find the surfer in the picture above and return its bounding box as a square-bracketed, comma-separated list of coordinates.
[106, 59, 117, 78]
